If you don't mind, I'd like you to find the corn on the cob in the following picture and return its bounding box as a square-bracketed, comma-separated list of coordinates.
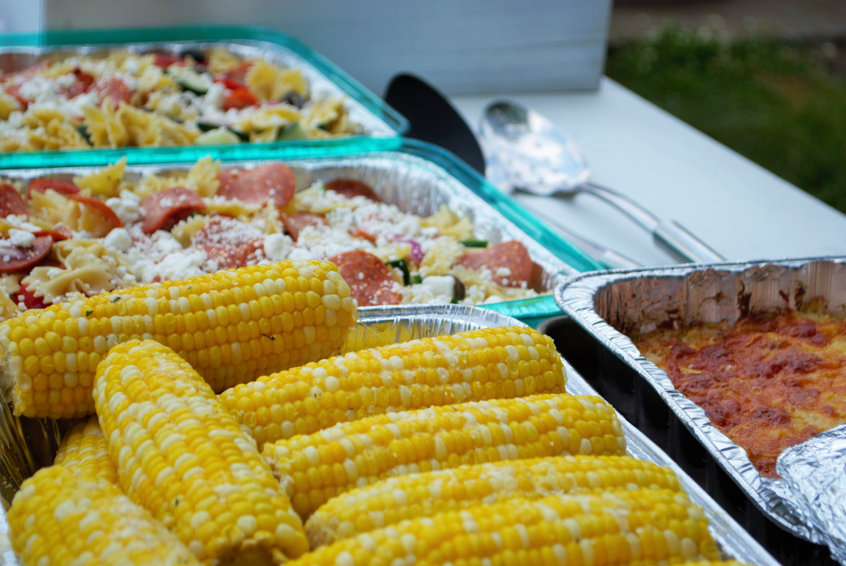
[94, 339, 309, 565]
[52, 415, 117, 484]
[221, 326, 566, 447]
[262, 393, 626, 518]
[306, 454, 682, 547]
[287, 489, 720, 566]
[0, 259, 357, 418]
[8, 465, 200, 565]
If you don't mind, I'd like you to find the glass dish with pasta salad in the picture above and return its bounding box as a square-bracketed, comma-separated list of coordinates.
[0, 44, 369, 152]
[0, 156, 554, 319]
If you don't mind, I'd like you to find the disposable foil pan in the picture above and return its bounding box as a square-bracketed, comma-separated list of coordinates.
[0, 149, 577, 495]
[553, 257, 846, 548]
[0, 304, 777, 565]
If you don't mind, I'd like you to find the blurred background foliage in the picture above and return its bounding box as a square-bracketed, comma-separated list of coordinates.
[605, 27, 846, 213]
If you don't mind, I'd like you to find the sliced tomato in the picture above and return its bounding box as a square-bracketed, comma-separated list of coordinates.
[214, 75, 247, 91]
[27, 177, 80, 199]
[191, 215, 265, 270]
[222, 87, 258, 110]
[61, 68, 95, 98]
[153, 53, 185, 69]
[0, 234, 52, 274]
[280, 212, 326, 242]
[140, 186, 205, 235]
[325, 179, 381, 202]
[327, 249, 402, 307]
[94, 77, 132, 107]
[216, 60, 252, 85]
[0, 184, 27, 217]
[3, 84, 28, 111]
[218, 162, 296, 208]
[456, 240, 534, 287]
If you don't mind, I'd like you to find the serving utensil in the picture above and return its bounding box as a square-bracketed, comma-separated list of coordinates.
[479, 99, 725, 264]
[383, 74, 640, 269]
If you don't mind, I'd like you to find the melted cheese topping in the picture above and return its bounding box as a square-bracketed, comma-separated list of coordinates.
[634, 310, 846, 477]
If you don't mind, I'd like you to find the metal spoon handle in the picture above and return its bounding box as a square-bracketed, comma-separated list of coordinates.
[580, 182, 725, 263]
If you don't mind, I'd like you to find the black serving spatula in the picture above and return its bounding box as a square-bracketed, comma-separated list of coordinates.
[384, 73, 486, 175]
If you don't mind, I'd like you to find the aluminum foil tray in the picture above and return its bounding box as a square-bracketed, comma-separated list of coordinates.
[0, 25, 407, 169]
[552, 257, 846, 564]
[0, 304, 777, 565]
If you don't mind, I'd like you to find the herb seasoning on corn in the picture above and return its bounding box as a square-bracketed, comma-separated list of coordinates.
[220, 325, 566, 447]
[0, 259, 357, 418]
[93, 339, 309, 564]
[262, 393, 627, 518]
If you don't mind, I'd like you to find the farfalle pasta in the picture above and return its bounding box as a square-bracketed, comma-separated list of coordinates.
[0, 158, 540, 320]
[0, 46, 363, 152]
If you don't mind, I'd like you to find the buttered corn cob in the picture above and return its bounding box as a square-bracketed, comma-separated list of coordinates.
[8, 465, 200, 566]
[288, 489, 721, 566]
[220, 326, 566, 447]
[94, 339, 309, 565]
[0, 259, 357, 418]
[262, 393, 626, 518]
[52, 415, 117, 484]
[306, 454, 682, 547]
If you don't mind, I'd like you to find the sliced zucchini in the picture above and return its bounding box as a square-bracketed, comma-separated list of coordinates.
[276, 121, 310, 141]
[385, 258, 411, 286]
[167, 66, 212, 95]
[195, 127, 243, 146]
[196, 121, 249, 142]
[459, 239, 488, 248]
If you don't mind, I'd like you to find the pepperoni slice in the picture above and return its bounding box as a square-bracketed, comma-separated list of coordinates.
[327, 250, 401, 307]
[3, 84, 28, 111]
[94, 77, 132, 107]
[0, 234, 52, 274]
[14, 283, 48, 309]
[34, 225, 73, 242]
[153, 53, 184, 69]
[191, 215, 266, 270]
[66, 193, 123, 237]
[140, 186, 205, 235]
[218, 162, 296, 208]
[350, 227, 377, 244]
[0, 184, 26, 217]
[325, 179, 380, 202]
[280, 212, 326, 242]
[27, 177, 80, 199]
[456, 240, 534, 287]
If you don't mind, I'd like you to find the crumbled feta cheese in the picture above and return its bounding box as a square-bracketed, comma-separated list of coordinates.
[8, 229, 34, 248]
[105, 190, 143, 225]
[103, 228, 132, 253]
[263, 233, 292, 262]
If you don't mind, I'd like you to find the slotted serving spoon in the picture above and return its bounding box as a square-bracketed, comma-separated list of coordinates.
[479, 100, 725, 264]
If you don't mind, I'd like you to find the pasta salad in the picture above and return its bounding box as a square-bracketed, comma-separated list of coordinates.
[0, 46, 362, 151]
[0, 158, 540, 319]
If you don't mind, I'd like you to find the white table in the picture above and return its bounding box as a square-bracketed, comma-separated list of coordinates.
[451, 78, 846, 268]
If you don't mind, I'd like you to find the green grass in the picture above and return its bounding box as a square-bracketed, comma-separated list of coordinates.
[605, 27, 846, 213]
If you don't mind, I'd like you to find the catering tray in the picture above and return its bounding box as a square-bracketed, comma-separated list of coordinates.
[0, 139, 602, 326]
[549, 257, 846, 565]
[0, 25, 407, 169]
[0, 304, 778, 565]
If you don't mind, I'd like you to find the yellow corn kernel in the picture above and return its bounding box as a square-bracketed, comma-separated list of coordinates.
[8, 465, 200, 565]
[262, 393, 626, 519]
[221, 325, 566, 447]
[306, 454, 682, 547]
[287, 489, 720, 565]
[52, 415, 117, 484]
[0, 260, 357, 418]
[94, 339, 309, 565]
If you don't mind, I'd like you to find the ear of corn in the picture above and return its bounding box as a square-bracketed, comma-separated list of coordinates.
[262, 393, 626, 519]
[287, 489, 720, 566]
[52, 415, 117, 484]
[94, 339, 309, 565]
[7, 465, 200, 566]
[0, 259, 357, 418]
[305, 454, 682, 547]
[220, 326, 566, 447]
